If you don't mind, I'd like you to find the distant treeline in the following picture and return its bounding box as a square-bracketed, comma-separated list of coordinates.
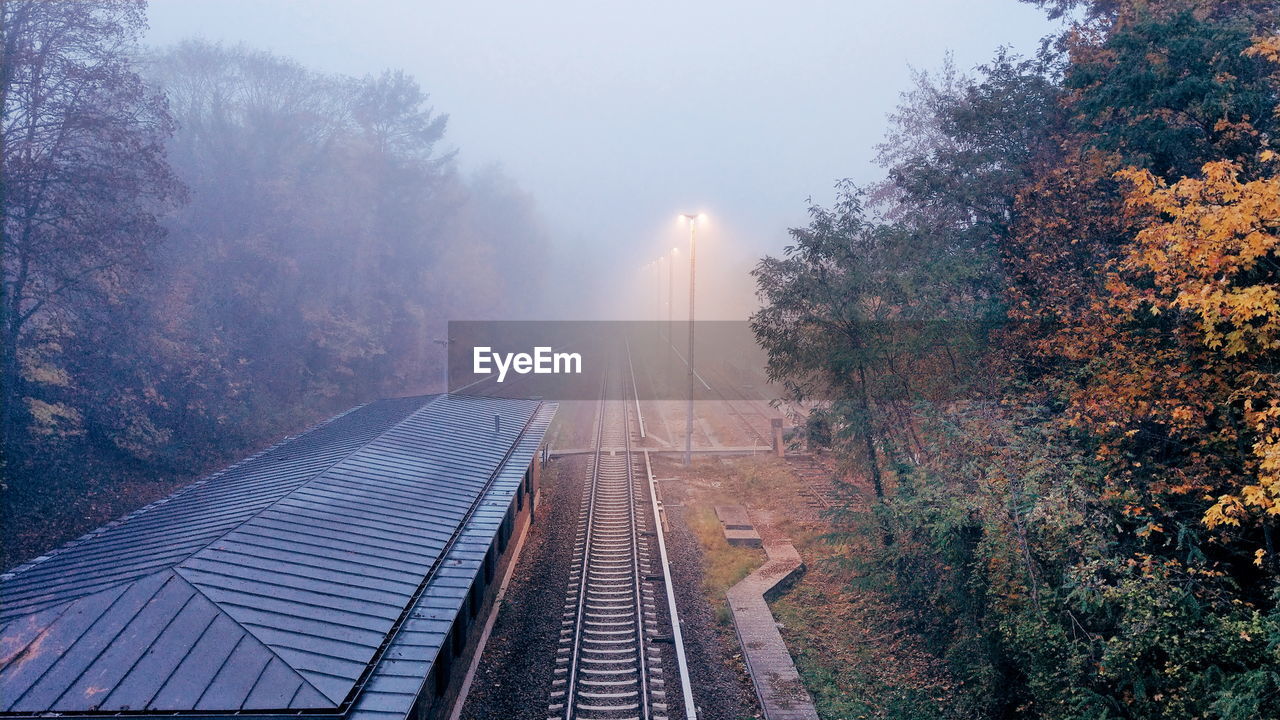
[1, 1, 549, 567]
[754, 0, 1280, 717]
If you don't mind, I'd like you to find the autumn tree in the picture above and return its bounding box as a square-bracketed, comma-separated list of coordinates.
[1114, 158, 1280, 555]
[0, 0, 179, 447]
[1102, 30, 1280, 562]
[754, 1, 1280, 716]
[2, 35, 553, 568]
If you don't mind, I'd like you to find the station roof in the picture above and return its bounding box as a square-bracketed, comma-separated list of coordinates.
[0, 394, 555, 719]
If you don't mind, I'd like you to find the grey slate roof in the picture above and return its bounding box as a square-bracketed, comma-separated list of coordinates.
[0, 394, 555, 718]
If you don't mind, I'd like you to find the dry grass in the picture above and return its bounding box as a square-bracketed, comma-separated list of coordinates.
[672, 454, 964, 720]
[684, 505, 765, 624]
[770, 540, 965, 720]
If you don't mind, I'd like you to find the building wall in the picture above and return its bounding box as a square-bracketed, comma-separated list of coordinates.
[411, 451, 544, 720]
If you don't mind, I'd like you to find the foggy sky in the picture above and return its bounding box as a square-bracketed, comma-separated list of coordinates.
[145, 1, 1056, 319]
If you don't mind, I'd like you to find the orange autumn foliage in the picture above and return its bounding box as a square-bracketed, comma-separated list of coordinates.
[1117, 157, 1280, 528]
[999, 30, 1280, 561]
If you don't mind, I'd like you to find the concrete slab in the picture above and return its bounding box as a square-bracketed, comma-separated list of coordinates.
[726, 512, 820, 720]
[724, 528, 763, 547]
[714, 504, 754, 530]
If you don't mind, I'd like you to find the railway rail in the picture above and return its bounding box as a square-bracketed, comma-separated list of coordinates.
[658, 335, 777, 449]
[548, 358, 693, 720]
[701, 365, 775, 448]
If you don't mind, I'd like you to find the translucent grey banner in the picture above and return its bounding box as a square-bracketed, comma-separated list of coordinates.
[444, 321, 774, 401]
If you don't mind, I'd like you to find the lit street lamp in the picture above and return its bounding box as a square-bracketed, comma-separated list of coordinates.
[679, 213, 704, 465]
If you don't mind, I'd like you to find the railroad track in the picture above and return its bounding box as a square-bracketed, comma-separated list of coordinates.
[786, 454, 838, 509]
[548, 362, 689, 720]
[704, 366, 775, 448]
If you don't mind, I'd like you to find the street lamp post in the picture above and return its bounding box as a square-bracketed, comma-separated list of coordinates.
[680, 213, 702, 466]
[655, 259, 663, 322]
[667, 248, 676, 345]
[655, 258, 665, 366]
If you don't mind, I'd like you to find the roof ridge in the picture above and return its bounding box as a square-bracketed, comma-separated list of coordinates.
[166, 570, 338, 707]
[0, 569, 337, 713]
[0, 394, 555, 718]
[0, 402, 374, 582]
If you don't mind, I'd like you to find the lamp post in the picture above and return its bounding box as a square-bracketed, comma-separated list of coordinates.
[680, 213, 703, 465]
[667, 247, 676, 345]
[655, 258, 663, 321]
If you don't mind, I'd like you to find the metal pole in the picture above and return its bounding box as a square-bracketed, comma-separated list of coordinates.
[684, 220, 696, 466]
[656, 260, 662, 321]
[667, 251, 673, 344]
[666, 252, 675, 394]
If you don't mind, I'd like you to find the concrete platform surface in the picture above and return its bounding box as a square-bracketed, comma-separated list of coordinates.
[726, 511, 820, 720]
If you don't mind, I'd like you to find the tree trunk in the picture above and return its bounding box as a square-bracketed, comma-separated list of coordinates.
[856, 363, 893, 545]
[856, 363, 884, 499]
[0, 0, 13, 455]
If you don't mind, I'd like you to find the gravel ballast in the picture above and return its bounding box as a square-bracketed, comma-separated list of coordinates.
[662, 480, 764, 720]
[456, 452, 761, 720]
[457, 456, 584, 720]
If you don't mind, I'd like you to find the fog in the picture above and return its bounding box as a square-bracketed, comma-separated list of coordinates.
[2, 0, 1058, 567]
[145, 0, 1055, 320]
[10, 1, 1280, 709]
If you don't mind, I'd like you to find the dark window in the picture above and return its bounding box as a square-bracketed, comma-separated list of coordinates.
[430, 664, 444, 697]
[451, 619, 465, 656]
[436, 643, 453, 694]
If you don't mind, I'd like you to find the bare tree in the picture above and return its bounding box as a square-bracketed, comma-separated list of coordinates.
[0, 0, 179, 442]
